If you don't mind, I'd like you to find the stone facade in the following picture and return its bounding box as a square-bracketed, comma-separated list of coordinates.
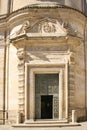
[0, 0, 87, 15]
[0, 0, 87, 128]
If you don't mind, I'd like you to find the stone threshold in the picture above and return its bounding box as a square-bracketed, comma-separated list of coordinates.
[25, 119, 68, 124]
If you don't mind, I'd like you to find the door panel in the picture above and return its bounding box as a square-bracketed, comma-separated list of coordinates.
[35, 74, 59, 119]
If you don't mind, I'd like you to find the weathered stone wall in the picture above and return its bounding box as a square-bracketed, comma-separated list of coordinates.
[12, 0, 84, 12]
[0, 0, 87, 15]
[65, 0, 82, 11]
[7, 44, 19, 124]
[13, 0, 65, 11]
[0, 6, 87, 124]
[0, 0, 8, 15]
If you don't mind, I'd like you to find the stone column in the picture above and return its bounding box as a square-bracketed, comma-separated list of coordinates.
[17, 48, 25, 123]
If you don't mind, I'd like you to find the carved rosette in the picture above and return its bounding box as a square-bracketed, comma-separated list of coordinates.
[17, 48, 26, 123]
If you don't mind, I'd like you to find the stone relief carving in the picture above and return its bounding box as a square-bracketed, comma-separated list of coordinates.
[67, 50, 75, 64]
[69, 52, 75, 64]
[10, 17, 82, 41]
[10, 21, 30, 39]
[10, 18, 81, 40]
[17, 48, 26, 60]
[10, 18, 68, 39]
[16, 21, 30, 35]
[39, 20, 67, 36]
[40, 22, 56, 33]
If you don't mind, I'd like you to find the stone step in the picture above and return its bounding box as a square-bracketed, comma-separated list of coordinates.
[25, 119, 68, 124]
[12, 122, 80, 129]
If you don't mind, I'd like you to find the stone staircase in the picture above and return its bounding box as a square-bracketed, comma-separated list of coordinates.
[12, 119, 80, 130]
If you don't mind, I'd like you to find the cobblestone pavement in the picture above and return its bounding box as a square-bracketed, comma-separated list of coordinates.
[0, 122, 87, 130]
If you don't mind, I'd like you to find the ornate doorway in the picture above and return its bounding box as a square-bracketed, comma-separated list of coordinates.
[25, 67, 68, 122]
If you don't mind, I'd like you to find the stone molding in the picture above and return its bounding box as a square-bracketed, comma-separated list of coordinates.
[24, 63, 69, 122]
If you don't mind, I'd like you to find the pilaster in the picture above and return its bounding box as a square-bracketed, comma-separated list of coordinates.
[68, 53, 75, 122]
[17, 47, 26, 123]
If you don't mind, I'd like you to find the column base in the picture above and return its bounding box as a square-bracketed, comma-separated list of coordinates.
[25, 119, 35, 124]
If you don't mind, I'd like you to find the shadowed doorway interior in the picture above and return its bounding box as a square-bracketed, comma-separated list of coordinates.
[41, 95, 53, 119]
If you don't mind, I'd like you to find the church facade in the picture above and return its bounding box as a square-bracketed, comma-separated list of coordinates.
[0, 0, 87, 128]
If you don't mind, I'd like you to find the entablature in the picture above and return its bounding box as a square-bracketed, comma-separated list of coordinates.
[10, 32, 82, 50]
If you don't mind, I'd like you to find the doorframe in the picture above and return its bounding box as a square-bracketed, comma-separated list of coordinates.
[25, 63, 68, 122]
